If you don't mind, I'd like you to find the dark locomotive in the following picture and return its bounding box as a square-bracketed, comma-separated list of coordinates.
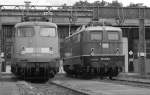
[11, 17, 60, 81]
[62, 21, 124, 79]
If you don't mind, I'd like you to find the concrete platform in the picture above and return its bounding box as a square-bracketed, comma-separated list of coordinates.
[0, 82, 20, 95]
[116, 73, 150, 83]
[0, 65, 20, 95]
[52, 79, 150, 95]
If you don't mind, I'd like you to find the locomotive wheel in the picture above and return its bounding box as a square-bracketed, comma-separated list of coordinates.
[79, 67, 93, 79]
[49, 70, 55, 78]
[109, 76, 112, 80]
[108, 68, 113, 80]
[99, 67, 105, 79]
[114, 67, 119, 76]
[100, 76, 104, 79]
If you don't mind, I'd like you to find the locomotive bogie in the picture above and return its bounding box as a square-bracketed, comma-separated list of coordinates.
[11, 61, 59, 79]
[63, 55, 124, 78]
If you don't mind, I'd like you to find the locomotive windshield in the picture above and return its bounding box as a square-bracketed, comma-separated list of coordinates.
[40, 27, 56, 37]
[108, 31, 119, 40]
[17, 27, 34, 37]
[90, 31, 102, 40]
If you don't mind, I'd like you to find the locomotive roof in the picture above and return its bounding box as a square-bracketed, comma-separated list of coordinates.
[66, 26, 121, 39]
[85, 26, 122, 31]
[15, 22, 57, 28]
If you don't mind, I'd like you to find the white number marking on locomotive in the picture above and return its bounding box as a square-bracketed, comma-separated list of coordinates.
[102, 43, 109, 48]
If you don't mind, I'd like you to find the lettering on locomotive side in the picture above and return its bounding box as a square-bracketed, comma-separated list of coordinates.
[100, 57, 111, 60]
[90, 58, 99, 61]
[31, 54, 42, 56]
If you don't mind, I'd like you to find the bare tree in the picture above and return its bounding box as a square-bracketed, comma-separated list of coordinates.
[127, 3, 146, 8]
[107, 0, 123, 7]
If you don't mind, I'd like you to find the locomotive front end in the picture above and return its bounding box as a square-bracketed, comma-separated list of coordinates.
[11, 22, 59, 80]
[81, 26, 125, 78]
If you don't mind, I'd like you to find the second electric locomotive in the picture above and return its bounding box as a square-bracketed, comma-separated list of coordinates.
[62, 21, 124, 78]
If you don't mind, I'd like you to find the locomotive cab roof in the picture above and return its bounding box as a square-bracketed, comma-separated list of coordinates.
[15, 21, 57, 28]
[21, 16, 49, 22]
[66, 21, 121, 39]
[85, 26, 122, 31]
[75, 21, 121, 32]
[15, 16, 57, 28]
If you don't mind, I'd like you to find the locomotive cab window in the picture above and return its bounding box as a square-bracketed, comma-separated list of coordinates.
[108, 31, 119, 40]
[17, 27, 34, 37]
[40, 28, 56, 37]
[90, 31, 102, 40]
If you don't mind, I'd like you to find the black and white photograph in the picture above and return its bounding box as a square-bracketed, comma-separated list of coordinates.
[0, 0, 150, 95]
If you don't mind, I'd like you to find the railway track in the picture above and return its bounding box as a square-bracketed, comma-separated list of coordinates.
[56, 73, 150, 88]
[111, 77, 150, 88]
[50, 74, 150, 95]
[0, 73, 85, 95]
[53, 73, 150, 89]
[3, 73, 150, 95]
[1, 73, 88, 95]
[16, 80, 88, 95]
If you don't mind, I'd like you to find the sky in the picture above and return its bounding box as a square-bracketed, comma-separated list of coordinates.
[0, 0, 150, 7]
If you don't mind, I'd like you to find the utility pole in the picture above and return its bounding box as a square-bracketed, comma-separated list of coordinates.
[138, 18, 146, 75]
[24, 1, 31, 16]
[25, 1, 31, 12]
[0, 7, 2, 48]
[0, 7, 1, 72]
[69, 7, 73, 36]
[0, 6, 5, 72]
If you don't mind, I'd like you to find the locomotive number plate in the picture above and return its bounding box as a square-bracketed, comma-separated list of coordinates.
[102, 43, 109, 48]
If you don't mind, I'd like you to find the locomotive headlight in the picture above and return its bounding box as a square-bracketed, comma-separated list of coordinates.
[21, 51, 25, 54]
[115, 48, 120, 55]
[20, 47, 34, 54]
[20, 47, 25, 54]
[90, 48, 94, 56]
[41, 47, 54, 54]
[49, 47, 54, 54]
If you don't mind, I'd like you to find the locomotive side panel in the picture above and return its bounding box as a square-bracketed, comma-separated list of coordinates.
[71, 34, 81, 57]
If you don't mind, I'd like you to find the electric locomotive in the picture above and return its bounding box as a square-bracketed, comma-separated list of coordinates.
[11, 17, 60, 81]
[62, 21, 124, 78]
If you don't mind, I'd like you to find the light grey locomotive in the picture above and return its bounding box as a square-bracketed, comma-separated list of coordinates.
[11, 17, 60, 81]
